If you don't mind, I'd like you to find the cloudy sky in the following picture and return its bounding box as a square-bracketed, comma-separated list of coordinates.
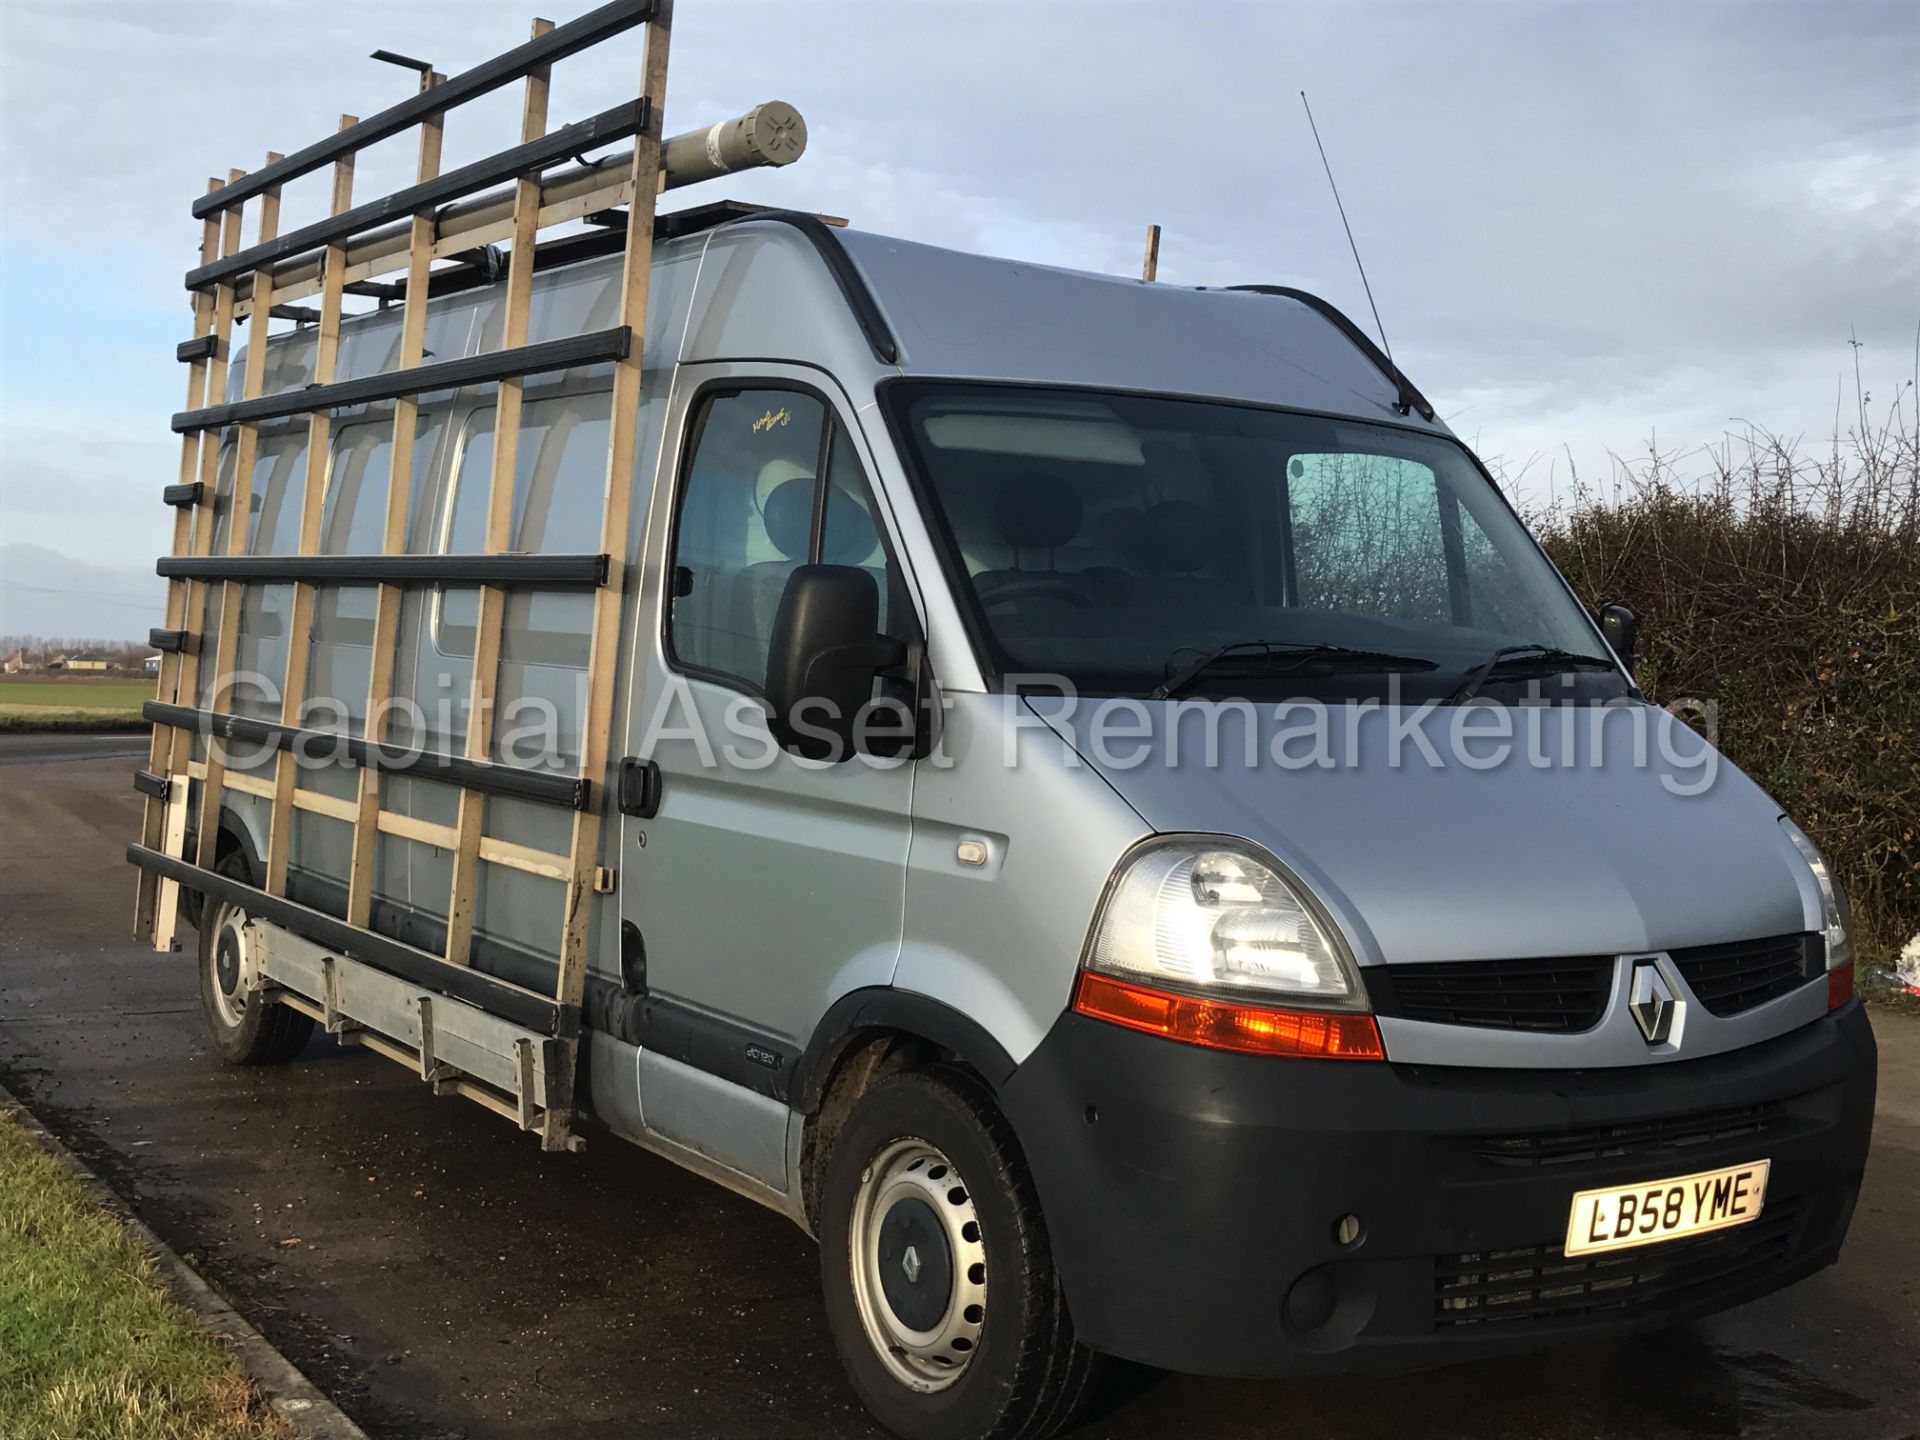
[2, 0, 1915, 640]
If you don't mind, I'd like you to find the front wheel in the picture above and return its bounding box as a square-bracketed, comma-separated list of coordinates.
[819, 1069, 1103, 1440]
[196, 853, 313, 1065]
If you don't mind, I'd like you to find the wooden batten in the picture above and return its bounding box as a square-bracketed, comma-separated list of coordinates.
[347, 69, 446, 932]
[152, 170, 251, 954]
[137, 181, 222, 941]
[267, 117, 360, 897]
[194, 153, 286, 884]
[545, 0, 673, 1151]
[445, 18, 556, 974]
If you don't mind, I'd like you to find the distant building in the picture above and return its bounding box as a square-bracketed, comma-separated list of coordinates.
[47, 653, 111, 673]
[143, 654, 162, 674]
[0, 648, 26, 674]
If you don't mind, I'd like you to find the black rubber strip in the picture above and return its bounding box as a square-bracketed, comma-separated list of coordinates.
[171, 326, 629, 432]
[162, 482, 203, 507]
[154, 552, 608, 588]
[148, 628, 189, 653]
[192, 0, 657, 219]
[142, 700, 591, 811]
[745, 211, 899, 365]
[132, 770, 170, 800]
[187, 100, 649, 292]
[176, 335, 218, 363]
[1225, 284, 1436, 421]
[125, 844, 563, 1035]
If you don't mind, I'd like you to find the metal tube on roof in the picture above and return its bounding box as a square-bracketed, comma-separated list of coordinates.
[658, 100, 807, 190]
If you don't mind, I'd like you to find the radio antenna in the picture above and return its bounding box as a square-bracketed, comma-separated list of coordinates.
[1300, 90, 1407, 414]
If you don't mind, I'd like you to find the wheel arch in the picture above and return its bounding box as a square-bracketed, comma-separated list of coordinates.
[795, 987, 1017, 1115]
[215, 802, 264, 880]
[793, 987, 1021, 1232]
[181, 805, 263, 930]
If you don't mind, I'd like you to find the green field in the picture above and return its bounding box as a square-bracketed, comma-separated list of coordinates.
[0, 1107, 288, 1440]
[0, 678, 150, 731]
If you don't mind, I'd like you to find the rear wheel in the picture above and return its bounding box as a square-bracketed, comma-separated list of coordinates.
[820, 1068, 1104, 1440]
[196, 852, 313, 1065]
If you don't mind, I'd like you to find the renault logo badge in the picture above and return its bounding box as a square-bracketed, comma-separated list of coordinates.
[1628, 960, 1679, 1045]
[902, 1245, 922, 1284]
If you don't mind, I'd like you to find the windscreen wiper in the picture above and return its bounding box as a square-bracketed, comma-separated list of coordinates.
[1448, 644, 1617, 703]
[1150, 641, 1437, 701]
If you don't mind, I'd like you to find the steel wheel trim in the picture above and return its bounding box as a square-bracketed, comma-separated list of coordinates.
[848, 1137, 988, 1393]
[209, 906, 259, 1029]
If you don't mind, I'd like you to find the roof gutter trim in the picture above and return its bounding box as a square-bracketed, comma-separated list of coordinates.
[1224, 284, 1437, 422]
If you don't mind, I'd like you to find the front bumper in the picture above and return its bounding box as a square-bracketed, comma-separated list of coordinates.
[998, 1000, 1877, 1378]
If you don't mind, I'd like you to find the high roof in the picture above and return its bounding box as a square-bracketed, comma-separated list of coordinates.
[693, 217, 1448, 434]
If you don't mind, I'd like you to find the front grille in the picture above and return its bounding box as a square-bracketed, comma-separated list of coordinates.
[1469, 1101, 1786, 1168]
[1368, 956, 1614, 1033]
[1668, 933, 1822, 1017]
[1435, 1199, 1803, 1327]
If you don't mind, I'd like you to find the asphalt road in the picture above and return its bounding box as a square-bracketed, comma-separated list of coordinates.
[2, 732, 1915, 1440]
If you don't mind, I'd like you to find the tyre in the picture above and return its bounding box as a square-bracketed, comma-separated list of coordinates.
[197, 852, 314, 1065]
[819, 1068, 1104, 1440]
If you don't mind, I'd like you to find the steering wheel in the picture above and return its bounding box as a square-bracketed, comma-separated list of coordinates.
[979, 578, 1094, 611]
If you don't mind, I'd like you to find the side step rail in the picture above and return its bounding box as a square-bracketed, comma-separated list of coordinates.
[130, 844, 571, 1141]
[258, 924, 567, 1141]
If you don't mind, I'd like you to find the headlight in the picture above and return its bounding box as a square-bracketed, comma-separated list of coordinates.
[1087, 841, 1364, 1008]
[1779, 816, 1854, 978]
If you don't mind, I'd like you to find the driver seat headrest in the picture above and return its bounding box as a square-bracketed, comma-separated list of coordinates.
[992, 472, 1083, 552]
[760, 469, 816, 561]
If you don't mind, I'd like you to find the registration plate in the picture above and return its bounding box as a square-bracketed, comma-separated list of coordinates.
[1563, 1159, 1770, 1257]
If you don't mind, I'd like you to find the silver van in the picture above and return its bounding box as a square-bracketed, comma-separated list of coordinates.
[155, 205, 1876, 1440]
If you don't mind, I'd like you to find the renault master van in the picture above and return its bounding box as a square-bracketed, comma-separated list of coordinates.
[131, 14, 1877, 1431]
[138, 205, 1878, 1440]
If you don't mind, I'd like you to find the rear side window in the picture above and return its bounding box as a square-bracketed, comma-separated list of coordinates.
[243, 433, 309, 556]
[313, 419, 445, 645]
[320, 418, 444, 556]
[435, 393, 611, 659]
[667, 386, 896, 694]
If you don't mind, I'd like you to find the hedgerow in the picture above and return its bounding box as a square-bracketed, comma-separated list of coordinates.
[1521, 362, 1919, 991]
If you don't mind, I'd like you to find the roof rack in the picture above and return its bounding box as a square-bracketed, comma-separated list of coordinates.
[364, 198, 898, 364]
[132, 0, 813, 1154]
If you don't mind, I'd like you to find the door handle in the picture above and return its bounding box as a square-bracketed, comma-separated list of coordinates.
[617, 756, 662, 819]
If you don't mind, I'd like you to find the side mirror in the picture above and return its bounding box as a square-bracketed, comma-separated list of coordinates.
[765, 565, 906, 760]
[1598, 602, 1639, 675]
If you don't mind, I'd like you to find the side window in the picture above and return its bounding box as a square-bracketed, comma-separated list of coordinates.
[314, 419, 444, 643]
[245, 433, 308, 556]
[821, 424, 892, 633]
[436, 393, 612, 658]
[320, 418, 444, 556]
[667, 387, 901, 693]
[1286, 451, 1449, 623]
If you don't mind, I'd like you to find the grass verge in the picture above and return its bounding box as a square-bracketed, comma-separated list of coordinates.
[0, 1106, 290, 1440]
[0, 680, 150, 733]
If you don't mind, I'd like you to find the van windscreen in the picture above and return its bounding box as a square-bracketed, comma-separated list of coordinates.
[886, 383, 1625, 702]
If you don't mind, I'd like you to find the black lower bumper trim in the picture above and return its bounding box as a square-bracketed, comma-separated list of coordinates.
[998, 1004, 1877, 1377]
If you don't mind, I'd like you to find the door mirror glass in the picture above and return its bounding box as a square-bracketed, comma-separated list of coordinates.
[765, 564, 906, 760]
